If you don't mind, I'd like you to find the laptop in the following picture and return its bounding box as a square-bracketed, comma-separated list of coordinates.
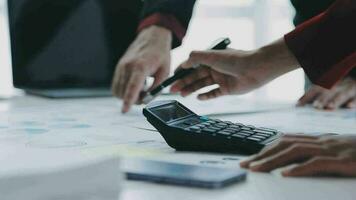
[7, 0, 116, 98]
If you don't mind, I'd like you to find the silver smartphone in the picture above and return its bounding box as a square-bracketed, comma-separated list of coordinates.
[123, 159, 246, 189]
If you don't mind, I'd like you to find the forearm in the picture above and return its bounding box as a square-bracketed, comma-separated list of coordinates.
[251, 38, 300, 82]
[139, 0, 196, 47]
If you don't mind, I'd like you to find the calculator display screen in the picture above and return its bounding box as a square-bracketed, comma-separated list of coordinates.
[151, 103, 192, 122]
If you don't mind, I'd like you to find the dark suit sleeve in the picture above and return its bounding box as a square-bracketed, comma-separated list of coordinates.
[284, 0, 356, 89]
[138, 0, 196, 47]
[350, 69, 356, 80]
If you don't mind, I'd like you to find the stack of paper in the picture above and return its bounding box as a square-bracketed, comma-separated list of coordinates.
[0, 147, 122, 200]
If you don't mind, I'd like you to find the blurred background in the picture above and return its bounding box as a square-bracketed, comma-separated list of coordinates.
[0, 0, 304, 101]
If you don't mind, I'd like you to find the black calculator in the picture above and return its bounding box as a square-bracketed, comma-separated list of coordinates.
[143, 100, 282, 155]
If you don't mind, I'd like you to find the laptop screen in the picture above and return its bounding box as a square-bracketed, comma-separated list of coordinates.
[7, 0, 140, 89]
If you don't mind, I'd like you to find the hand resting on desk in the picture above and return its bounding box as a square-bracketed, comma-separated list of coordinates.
[240, 134, 356, 177]
[297, 78, 356, 110]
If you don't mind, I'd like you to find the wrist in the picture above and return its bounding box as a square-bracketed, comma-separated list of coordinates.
[253, 38, 300, 79]
[139, 25, 172, 41]
[138, 25, 172, 50]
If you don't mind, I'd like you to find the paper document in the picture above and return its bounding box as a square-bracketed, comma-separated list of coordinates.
[155, 95, 293, 116]
[0, 97, 160, 150]
[221, 107, 356, 135]
[0, 148, 121, 200]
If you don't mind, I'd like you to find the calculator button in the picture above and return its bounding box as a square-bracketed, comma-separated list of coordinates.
[250, 135, 266, 140]
[229, 125, 241, 129]
[256, 127, 277, 132]
[254, 133, 271, 138]
[239, 130, 254, 135]
[254, 129, 275, 135]
[217, 131, 232, 136]
[215, 126, 227, 130]
[201, 122, 213, 126]
[209, 126, 221, 131]
[188, 126, 201, 131]
[202, 128, 217, 134]
[246, 125, 255, 129]
[223, 129, 236, 134]
[200, 116, 210, 121]
[247, 137, 262, 142]
[231, 134, 246, 139]
[240, 126, 253, 131]
[225, 121, 233, 125]
[236, 132, 251, 137]
[207, 120, 217, 124]
[226, 128, 239, 132]
[233, 123, 244, 127]
[228, 127, 241, 132]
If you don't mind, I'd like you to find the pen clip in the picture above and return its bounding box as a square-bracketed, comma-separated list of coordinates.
[208, 38, 231, 50]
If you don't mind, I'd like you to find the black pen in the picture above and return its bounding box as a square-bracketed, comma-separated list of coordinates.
[142, 37, 231, 104]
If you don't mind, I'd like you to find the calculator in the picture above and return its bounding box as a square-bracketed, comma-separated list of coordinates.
[143, 100, 282, 155]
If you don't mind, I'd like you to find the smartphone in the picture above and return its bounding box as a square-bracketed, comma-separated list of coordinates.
[123, 159, 246, 189]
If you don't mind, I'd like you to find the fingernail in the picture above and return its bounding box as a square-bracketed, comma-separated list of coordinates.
[239, 161, 250, 168]
[281, 169, 291, 176]
[313, 101, 323, 109]
[327, 102, 335, 109]
[181, 91, 187, 96]
[347, 102, 356, 108]
[198, 95, 207, 101]
[122, 104, 129, 113]
[249, 162, 262, 171]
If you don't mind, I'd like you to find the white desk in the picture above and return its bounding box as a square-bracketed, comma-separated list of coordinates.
[0, 95, 355, 200]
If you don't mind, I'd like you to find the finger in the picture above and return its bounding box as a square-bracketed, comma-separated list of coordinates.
[297, 87, 322, 106]
[111, 72, 120, 98]
[249, 143, 330, 172]
[148, 66, 170, 92]
[170, 67, 210, 93]
[313, 91, 335, 110]
[180, 77, 215, 97]
[197, 88, 225, 101]
[122, 71, 146, 113]
[181, 51, 219, 69]
[197, 71, 233, 100]
[119, 68, 128, 98]
[111, 63, 122, 98]
[282, 134, 319, 140]
[240, 137, 320, 168]
[282, 156, 356, 177]
[346, 98, 356, 108]
[325, 92, 353, 110]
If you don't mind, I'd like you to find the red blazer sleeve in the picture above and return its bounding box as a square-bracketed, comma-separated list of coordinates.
[284, 0, 356, 89]
[138, 13, 187, 48]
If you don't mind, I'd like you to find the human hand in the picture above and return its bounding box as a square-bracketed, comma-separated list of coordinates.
[297, 78, 356, 110]
[112, 26, 172, 113]
[170, 49, 271, 100]
[240, 134, 356, 177]
[170, 39, 299, 100]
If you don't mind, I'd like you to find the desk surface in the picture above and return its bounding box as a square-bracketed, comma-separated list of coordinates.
[0, 95, 355, 200]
